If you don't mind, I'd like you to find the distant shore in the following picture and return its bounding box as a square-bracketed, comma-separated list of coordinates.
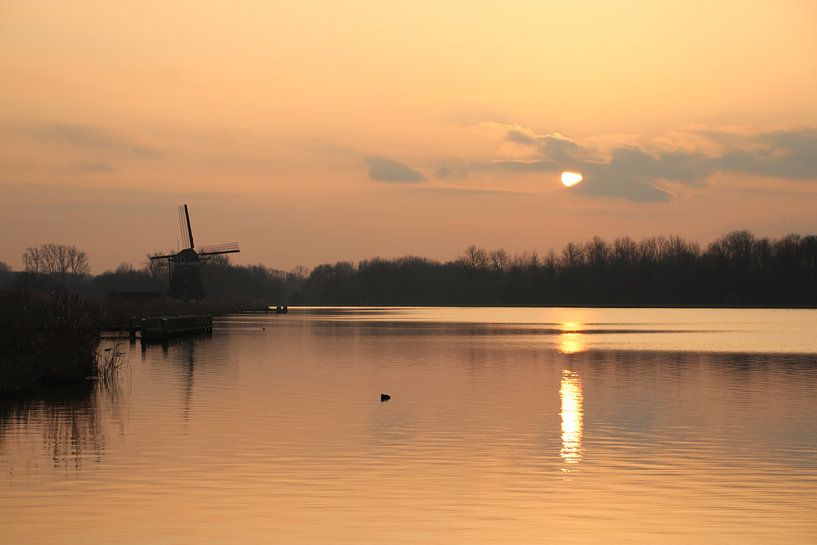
[285, 303, 817, 310]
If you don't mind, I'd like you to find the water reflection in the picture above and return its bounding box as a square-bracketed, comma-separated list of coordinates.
[560, 369, 584, 466]
[179, 340, 196, 425]
[0, 383, 117, 471]
[559, 322, 586, 355]
[3, 309, 817, 545]
[559, 333, 586, 355]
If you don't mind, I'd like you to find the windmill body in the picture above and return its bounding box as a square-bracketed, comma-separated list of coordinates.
[151, 205, 240, 300]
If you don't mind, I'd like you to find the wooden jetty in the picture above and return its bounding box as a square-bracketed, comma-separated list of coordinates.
[233, 305, 289, 314]
[140, 314, 213, 341]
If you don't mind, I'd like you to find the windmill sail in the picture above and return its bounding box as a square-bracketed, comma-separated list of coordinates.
[151, 204, 240, 299]
[198, 242, 240, 256]
[178, 205, 194, 249]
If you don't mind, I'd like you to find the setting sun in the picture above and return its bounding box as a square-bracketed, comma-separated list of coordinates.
[561, 171, 583, 187]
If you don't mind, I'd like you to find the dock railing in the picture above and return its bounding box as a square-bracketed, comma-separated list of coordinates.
[140, 314, 213, 340]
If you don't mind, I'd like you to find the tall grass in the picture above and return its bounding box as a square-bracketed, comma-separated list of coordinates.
[94, 340, 128, 387]
[0, 290, 104, 399]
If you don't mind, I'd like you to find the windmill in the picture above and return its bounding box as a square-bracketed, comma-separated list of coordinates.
[150, 204, 240, 300]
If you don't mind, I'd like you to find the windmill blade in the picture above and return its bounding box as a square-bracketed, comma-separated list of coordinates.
[183, 204, 195, 249]
[198, 242, 240, 256]
[178, 206, 190, 249]
[150, 253, 177, 260]
[178, 204, 195, 249]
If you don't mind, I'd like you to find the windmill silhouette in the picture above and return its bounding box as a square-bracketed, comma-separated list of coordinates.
[151, 204, 240, 300]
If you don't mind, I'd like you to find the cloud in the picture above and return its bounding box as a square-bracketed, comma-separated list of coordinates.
[58, 160, 115, 175]
[366, 156, 425, 183]
[6, 122, 160, 159]
[506, 129, 536, 145]
[574, 164, 672, 202]
[415, 185, 533, 197]
[453, 125, 817, 202]
[537, 133, 587, 163]
[710, 128, 817, 180]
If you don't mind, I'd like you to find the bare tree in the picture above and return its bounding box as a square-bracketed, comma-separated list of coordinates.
[510, 251, 540, 270]
[489, 248, 509, 271]
[561, 242, 583, 268]
[22, 243, 90, 276]
[612, 237, 638, 265]
[115, 262, 134, 273]
[23, 246, 40, 273]
[290, 265, 309, 282]
[639, 236, 669, 264]
[282, 265, 309, 299]
[462, 245, 488, 270]
[543, 249, 558, 273]
[666, 235, 700, 262]
[144, 253, 169, 278]
[208, 254, 232, 267]
[584, 235, 610, 268]
[0, 261, 10, 273]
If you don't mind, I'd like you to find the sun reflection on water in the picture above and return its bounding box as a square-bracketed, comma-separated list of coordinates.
[560, 369, 584, 467]
[558, 322, 586, 355]
[559, 333, 585, 355]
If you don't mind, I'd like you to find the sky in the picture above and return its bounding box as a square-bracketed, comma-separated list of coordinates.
[1, 1, 816, 272]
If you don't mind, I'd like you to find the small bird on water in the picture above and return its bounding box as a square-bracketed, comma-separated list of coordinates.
[380, 393, 391, 402]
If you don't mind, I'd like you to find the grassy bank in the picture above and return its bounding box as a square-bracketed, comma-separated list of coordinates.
[0, 290, 102, 399]
[0, 288, 263, 398]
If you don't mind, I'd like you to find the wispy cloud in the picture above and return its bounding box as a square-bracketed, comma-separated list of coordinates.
[6, 122, 161, 159]
[414, 185, 533, 197]
[58, 160, 115, 175]
[442, 125, 817, 202]
[366, 156, 425, 183]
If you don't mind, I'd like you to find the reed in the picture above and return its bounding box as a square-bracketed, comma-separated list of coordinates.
[0, 290, 103, 399]
[94, 340, 128, 388]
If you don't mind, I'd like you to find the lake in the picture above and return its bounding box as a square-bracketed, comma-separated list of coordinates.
[2, 307, 816, 544]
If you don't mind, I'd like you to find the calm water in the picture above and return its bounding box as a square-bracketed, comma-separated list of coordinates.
[2, 307, 817, 544]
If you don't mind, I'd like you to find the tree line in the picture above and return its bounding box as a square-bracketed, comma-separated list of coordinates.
[297, 231, 817, 306]
[2, 230, 816, 306]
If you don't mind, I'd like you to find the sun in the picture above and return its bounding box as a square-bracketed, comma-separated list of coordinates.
[561, 171, 583, 187]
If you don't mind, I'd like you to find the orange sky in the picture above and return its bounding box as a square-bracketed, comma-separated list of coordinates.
[1, 1, 816, 272]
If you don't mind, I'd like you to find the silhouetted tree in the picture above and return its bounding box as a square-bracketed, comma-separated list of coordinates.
[144, 253, 169, 278]
[462, 245, 488, 270]
[114, 262, 134, 274]
[12, 230, 816, 307]
[291, 231, 817, 307]
[22, 243, 90, 277]
[489, 249, 510, 271]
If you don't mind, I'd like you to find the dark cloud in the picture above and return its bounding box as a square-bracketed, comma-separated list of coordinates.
[573, 166, 672, 202]
[366, 156, 425, 183]
[435, 164, 472, 180]
[712, 128, 817, 180]
[538, 134, 584, 162]
[7, 122, 160, 159]
[473, 127, 817, 202]
[506, 130, 536, 145]
[505, 131, 583, 161]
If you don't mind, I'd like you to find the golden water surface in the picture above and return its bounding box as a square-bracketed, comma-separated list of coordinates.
[1, 307, 816, 544]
